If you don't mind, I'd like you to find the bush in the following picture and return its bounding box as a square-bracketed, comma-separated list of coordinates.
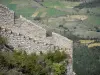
[45, 50, 67, 63]
[34, 17, 41, 21]
[0, 50, 68, 75]
[0, 36, 7, 45]
[52, 63, 66, 75]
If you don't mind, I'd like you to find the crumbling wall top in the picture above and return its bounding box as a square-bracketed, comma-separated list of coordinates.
[0, 4, 14, 26]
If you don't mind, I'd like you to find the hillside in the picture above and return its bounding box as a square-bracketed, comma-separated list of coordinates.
[0, 0, 100, 75]
[0, 4, 73, 75]
[0, 0, 99, 39]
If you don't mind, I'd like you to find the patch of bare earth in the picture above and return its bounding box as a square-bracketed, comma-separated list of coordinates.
[67, 15, 88, 21]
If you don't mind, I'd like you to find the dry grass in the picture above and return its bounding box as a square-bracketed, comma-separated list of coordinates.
[79, 40, 95, 44]
[67, 15, 88, 21]
[79, 40, 100, 48]
[88, 43, 100, 48]
[32, 11, 39, 17]
[54, 6, 59, 9]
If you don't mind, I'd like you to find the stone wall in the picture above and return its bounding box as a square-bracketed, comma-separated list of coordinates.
[0, 27, 72, 55]
[0, 4, 73, 75]
[15, 15, 46, 39]
[0, 27, 52, 53]
[0, 4, 14, 27]
[0, 27, 73, 75]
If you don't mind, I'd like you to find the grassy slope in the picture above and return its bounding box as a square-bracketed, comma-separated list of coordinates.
[40, 0, 100, 39]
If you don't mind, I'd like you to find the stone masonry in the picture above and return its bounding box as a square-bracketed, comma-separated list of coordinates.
[0, 4, 73, 75]
[0, 4, 14, 27]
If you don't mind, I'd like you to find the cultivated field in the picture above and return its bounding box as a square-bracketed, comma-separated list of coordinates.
[1, 0, 100, 39]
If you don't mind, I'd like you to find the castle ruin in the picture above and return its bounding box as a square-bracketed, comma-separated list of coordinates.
[0, 4, 73, 75]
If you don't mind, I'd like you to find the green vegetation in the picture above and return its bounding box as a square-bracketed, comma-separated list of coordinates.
[84, 16, 100, 26]
[7, 4, 16, 11]
[0, 36, 67, 75]
[15, 7, 36, 17]
[74, 43, 100, 75]
[46, 8, 66, 17]
[0, 36, 7, 45]
[0, 50, 67, 75]
[0, 0, 11, 5]
[0, 0, 67, 18]
[42, 1, 64, 8]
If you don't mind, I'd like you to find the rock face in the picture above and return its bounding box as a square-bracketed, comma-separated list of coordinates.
[0, 4, 73, 75]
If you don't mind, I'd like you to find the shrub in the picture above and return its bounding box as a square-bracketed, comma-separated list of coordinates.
[0, 50, 68, 75]
[0, 52, 8, 67]
[52, 63, 66, 75]
[45, 50, 67, 63]
[34, 17, 41, 21]
[0, 36, 7, 45]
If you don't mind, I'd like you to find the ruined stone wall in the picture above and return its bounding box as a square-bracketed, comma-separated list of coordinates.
[0, 27, 53, 54]
[0, 4, 14, 27]
[0, 27, 72, 54]
[0, 27, 73, 75]
[0, 4, 73, 75]
[15, 15, 46, 39]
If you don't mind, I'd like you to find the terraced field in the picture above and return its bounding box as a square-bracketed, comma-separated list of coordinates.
[79, 40, 100, 48]
[88, 43, 100, 48]
[0, 0, 72, 18]
[79, 40, 95, 44]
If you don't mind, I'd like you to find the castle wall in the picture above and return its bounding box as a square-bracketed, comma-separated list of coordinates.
[17, 15, 46, 39]
[51, 32, 73, 75]
[0, 4, 73, 75]
[0, 27, 73, 75]
[0, 4, 14, 27]
[0, 27, 72, 54]
[0, 28, 53, 54]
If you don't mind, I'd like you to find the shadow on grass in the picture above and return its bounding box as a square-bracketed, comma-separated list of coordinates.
[74, 0, 100, 9]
